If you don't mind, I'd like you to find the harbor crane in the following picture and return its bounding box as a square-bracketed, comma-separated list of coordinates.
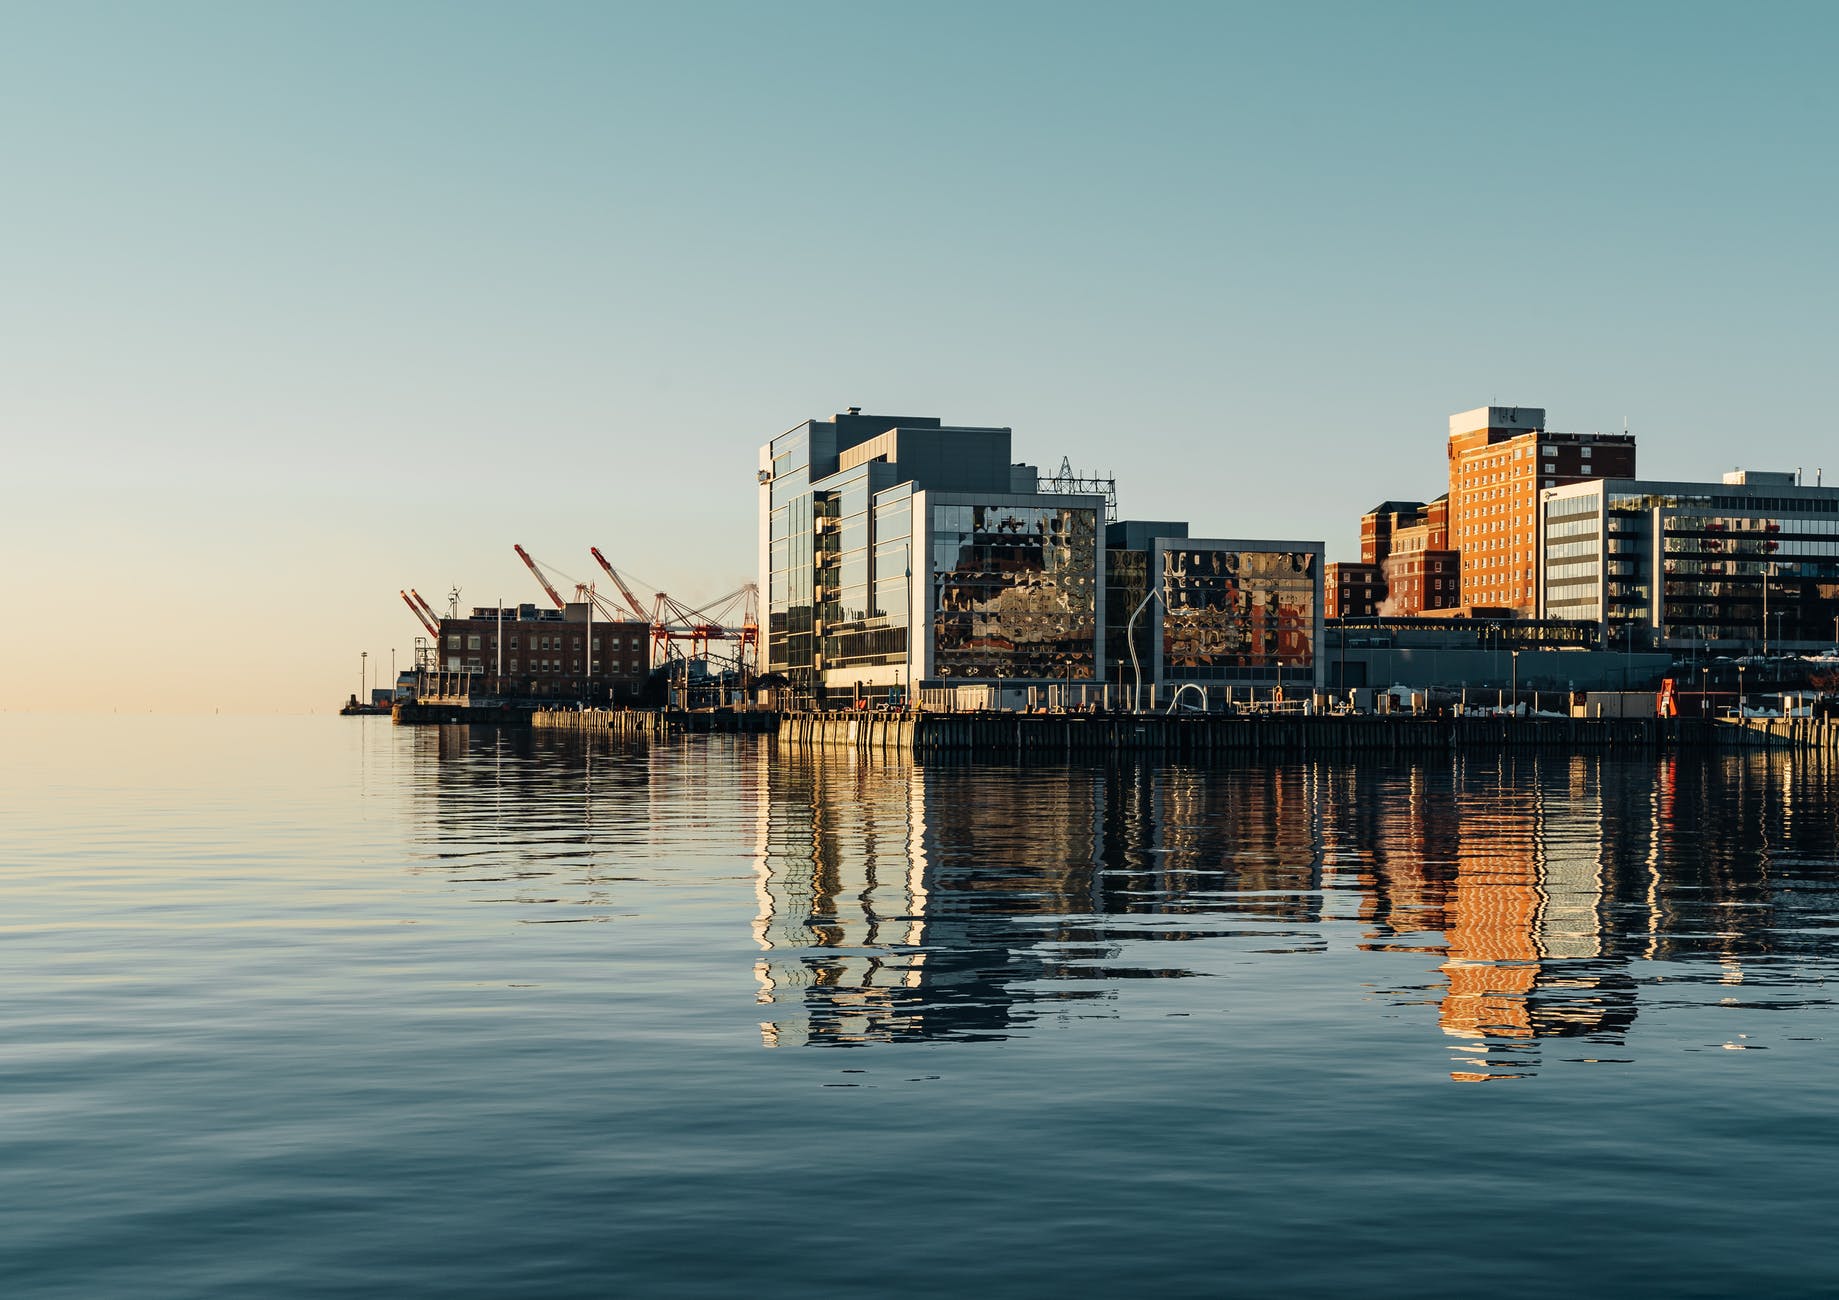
[399, 590, 440, 638]
[514, 545, 567, 610]
[409, 589, 442, 628]
[588, 547, 759, 673]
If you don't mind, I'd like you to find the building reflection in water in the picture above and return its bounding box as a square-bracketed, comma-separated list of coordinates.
[406, 726, 1839, 1081]
[754, 753, 1335, 1048]
[755, 747, 1839, 1078]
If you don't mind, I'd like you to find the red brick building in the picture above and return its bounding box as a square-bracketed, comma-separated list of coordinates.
[1380, 495, 1460, 615]
[435, 603, 651, 703]
[1326, 561, 1384, 618]
[1446, 406, 1636, 614]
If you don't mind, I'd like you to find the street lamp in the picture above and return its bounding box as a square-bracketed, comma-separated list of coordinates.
[1510, 648, 1520, 718]
[360, 650, 367, 704]
[1700, 665, 1709, 716]
[1737, 663, 1747, 717]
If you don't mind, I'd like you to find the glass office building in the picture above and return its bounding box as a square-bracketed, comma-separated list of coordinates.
[1539, 473, 1839, 650]
[760, 412, 1106, 705]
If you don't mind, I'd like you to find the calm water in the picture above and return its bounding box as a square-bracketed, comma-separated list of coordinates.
[4, 715, 1838, 1297]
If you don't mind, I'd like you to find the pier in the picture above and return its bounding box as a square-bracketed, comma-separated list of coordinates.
[775, 710, 1839, 756]
[393, 700, 1839, 755]
[531, 708, 775, 739]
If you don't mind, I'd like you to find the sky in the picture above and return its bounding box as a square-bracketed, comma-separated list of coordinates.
[4, 1, 1836, 712]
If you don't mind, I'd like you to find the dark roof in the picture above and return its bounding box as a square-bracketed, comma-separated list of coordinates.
[1364, 499, 1427, 517]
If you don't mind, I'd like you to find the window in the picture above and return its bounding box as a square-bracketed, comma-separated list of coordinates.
[510, 658, 520, 672]
[467, 635, 481, 651]
[446, 634, 461, 649]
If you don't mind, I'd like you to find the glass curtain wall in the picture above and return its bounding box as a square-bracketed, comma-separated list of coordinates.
[821, 476, 911, 677]
[1105, 546, 1150, 683]
[767, 430, 815, 696]
[1159, 548, 1317, 685]
[1657, 497, 1839, 647]
[931, 504, 1099, 680]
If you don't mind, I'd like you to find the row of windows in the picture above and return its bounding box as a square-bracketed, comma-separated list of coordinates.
[445, 657, 642, 675]
[446, 633, 638, 652]
[1546, 494, 1603, 521]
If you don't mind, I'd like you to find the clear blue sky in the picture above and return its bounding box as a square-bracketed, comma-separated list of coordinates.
[4, 1, 1835, 710]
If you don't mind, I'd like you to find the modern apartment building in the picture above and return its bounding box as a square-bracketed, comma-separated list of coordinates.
[1538, 470, 1839, 650]
[759, 411, 1106, 705]
[1446, 406, 1636, 614]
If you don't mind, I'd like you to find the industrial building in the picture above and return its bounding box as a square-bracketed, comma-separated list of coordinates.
[432, 603, 651, 703]
[1539, 470, 1839, 652]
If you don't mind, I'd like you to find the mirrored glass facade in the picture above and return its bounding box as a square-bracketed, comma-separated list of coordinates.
[1158, 546, 1319, 685]
[931, 503, 1101, 680]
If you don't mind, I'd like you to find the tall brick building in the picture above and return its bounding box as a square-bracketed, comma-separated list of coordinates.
[1446, 406, 1636, 614]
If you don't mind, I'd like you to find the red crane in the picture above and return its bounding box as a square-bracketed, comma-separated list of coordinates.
[400, 590, 440, 638]
[590, 547, 661, 624]
[409, 589, 442, 626]
[514, 544, 567, 610]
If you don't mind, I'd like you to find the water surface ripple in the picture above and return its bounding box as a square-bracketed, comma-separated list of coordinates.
[4, 716, 1837, 1297]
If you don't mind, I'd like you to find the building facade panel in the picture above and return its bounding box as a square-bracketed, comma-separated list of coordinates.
[1150, 539, 1325, 692]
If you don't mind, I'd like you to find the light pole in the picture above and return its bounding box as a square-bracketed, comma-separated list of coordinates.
[1700, 665, 1709, 716]
[1762, 564, 1769, 657]
[360, 650, 367, 704]
[1738, 663, 1747, 717]
[1511, 648, 1520, 717]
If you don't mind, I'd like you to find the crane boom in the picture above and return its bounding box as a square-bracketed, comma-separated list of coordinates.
[400, 590, 440, 638]
[589, 547, 657, 623]
[410, 589, 440, 624]
[514, 544, 567, 610]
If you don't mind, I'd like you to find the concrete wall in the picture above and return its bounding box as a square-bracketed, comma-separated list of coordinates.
[1328, 646, 1672, 692]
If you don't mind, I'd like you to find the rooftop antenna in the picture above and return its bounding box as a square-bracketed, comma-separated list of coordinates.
[446, 586, 462, 618]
